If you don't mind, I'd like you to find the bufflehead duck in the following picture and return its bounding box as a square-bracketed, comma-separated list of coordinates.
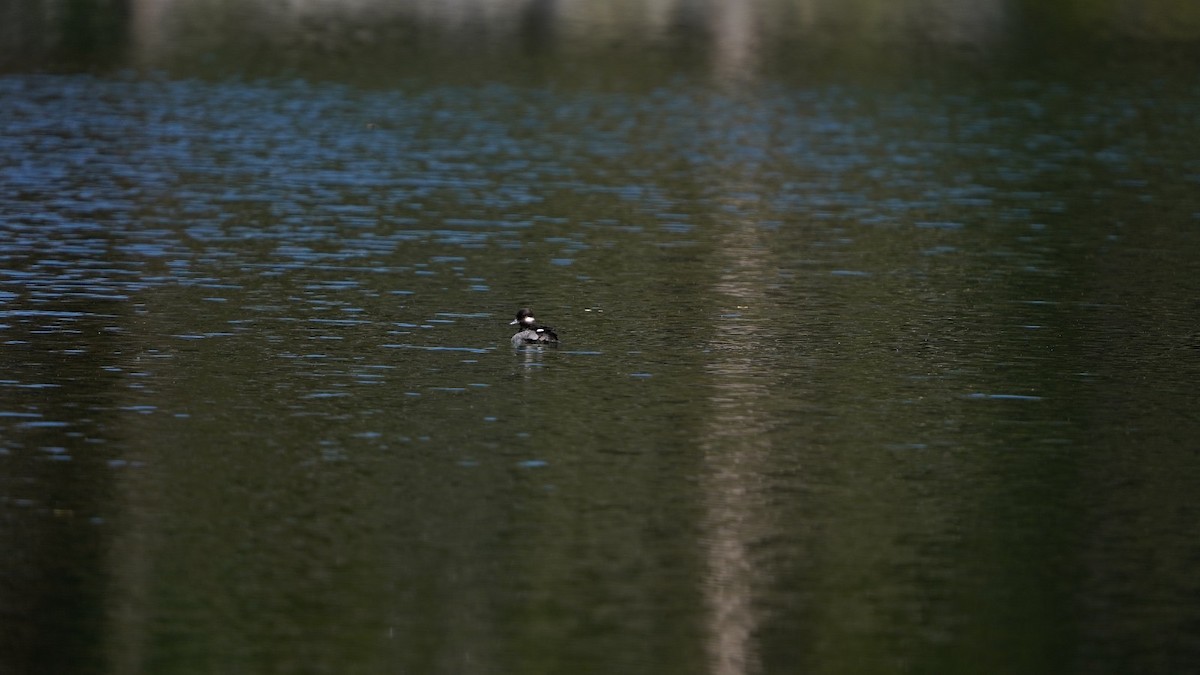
[510, 308, 559, 347]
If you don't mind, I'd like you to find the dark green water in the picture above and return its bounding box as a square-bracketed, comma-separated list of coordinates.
[2, 2, 1200, 674]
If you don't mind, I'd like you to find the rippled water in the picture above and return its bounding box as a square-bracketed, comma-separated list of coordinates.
[3, 66, 1200, 674]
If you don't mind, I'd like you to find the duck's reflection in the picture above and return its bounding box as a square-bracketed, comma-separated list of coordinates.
[515, 343, 550, 376]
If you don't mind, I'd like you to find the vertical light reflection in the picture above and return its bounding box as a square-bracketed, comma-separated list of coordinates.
[710, 0, 760, 84]
[130, 0, 169, 67]
[104, 436, 157, 675]
[701, 209, 778, 675]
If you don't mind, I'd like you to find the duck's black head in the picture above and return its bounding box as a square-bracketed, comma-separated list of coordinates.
[510, 308, 537, 327]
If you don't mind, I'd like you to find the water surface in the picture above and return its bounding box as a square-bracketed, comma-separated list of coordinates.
[3, 3, 1200, 674]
